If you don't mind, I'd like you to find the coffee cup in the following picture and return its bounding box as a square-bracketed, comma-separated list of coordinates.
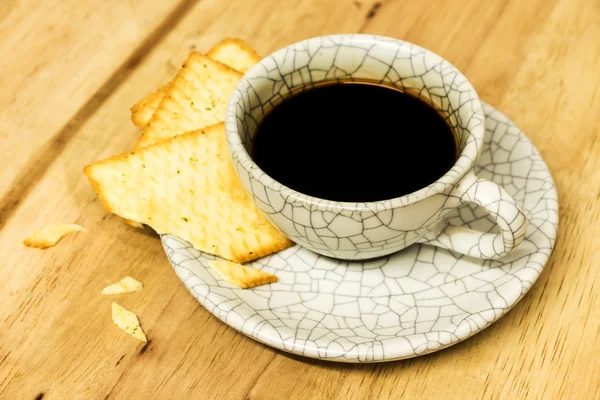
[225, 34, 527, 260]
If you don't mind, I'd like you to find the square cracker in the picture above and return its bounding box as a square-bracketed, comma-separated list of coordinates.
[134, 53, 242, 149]
[84, 123, 294, 263]
[125, 40, 261, 229]
[130, 38, 261, 129]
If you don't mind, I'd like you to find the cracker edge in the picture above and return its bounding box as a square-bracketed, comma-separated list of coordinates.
[206, 37, 262, 65]
[130, 87, 169, 128]
[83, 124, 294, 263]
[133, 52, 243, 149]
[129, 37, 260, 129]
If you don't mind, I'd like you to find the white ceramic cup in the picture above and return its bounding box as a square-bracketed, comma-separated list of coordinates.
[226, 34, 527, 260]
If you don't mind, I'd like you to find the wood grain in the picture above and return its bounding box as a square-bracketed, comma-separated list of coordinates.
[0, 0, 192, 226]
[1, 0, 599, 399]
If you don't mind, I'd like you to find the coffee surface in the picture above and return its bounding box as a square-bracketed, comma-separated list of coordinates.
[252, 81, 457, 202]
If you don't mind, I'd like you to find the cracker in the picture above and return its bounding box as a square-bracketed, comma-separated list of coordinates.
[23, 223, 86, 249]
[207, 37, 262, 74]
[208, 260, 278, 289]
[102, 276, 143, 295]
[130, 38, 259, 130]
[111, 302, 147, 342]
[84, 123, 294, 264]
[130, 87, 168, 128]
[134, 53, 242, 149]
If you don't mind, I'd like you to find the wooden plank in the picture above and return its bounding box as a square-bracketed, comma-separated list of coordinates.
[1, 0, 599, 398]
[0, 0, 378, 398]
[0, 0, 190, 224]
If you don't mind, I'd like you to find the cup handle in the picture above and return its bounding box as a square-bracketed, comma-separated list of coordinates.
[418, 171, 528, 259]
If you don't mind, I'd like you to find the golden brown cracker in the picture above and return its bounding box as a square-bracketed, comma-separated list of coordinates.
[207, 37, 262, 73]
[102, 276, 143, 295]
[130, 38, 260, 129]
[208, 260, 278, 289]
[134, 53, 242, 149]
[23, 223, 86, 249]
[130, 87, 168, 128]
[84, 123, 293, 263]
[111, 302, 147, 342]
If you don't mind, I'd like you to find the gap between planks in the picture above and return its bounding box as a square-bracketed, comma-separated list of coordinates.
[0, 0, 199, 230]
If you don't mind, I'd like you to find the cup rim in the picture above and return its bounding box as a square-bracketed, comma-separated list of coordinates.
[225, 33, 485, 212]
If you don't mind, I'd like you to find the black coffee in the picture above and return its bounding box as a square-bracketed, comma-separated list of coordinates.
[252, 81, 457, 202]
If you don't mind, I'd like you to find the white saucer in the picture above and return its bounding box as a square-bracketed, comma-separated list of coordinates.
[162, 102, 558, 363]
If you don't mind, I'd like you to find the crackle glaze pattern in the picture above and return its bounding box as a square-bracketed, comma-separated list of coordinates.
[162, 103, 558, 362]
[225, 34, 526, 260]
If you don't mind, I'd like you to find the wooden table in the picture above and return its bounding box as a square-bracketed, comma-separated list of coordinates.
[1, 0, 599, 398]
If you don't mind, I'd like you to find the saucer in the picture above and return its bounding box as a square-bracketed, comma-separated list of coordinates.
[161, 102, 558, 363]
